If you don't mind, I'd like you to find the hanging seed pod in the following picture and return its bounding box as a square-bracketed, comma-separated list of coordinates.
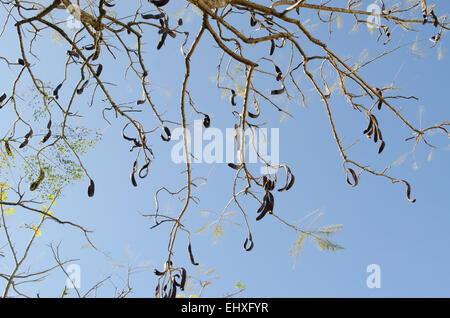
[203, 114, 210, 128]
[230, 89, 236, 106]
[130, 160, 138, 187]
[346, 168, 358, 187]
[0, 93, 6, 103]
[24, 128, 33, 139]
[95, 64, 103, 77]
[271, 84, 285, 95]
[77, 80, 89, 95]
[430, 9, 439, 27]
[30, 169, 45, 191]
[150, 0, 170, 7]
[375, 88, 383, 110]
[87, 179, 95, 197]
[53, 83, 62, 99]
[17, 58, 25, 65]
[4, 141, 13, 156]
[248, 99, 260, 118]
[278, 166, 295, 192]
[19, 138, 29, 149]
[227, 163, 242, 170]
[160, 126, 171, 142]
[154, 268, 165, 276]
[41, 129, 52, 144]
[250, 12, 257, 26]
[188, 243, 199, 266]
[83, 44, 95, 50]
[378, 140, 386, 154]
[244, 233, 254, 251]
[363, 117, 374, 135]
[178, 18, 183, 26]
[141, 13, 165, 20]
[269, 39, 275, 55]
[401, 180, 416, 203]
[180, 268, 187, 290]
[92, 45, 101, 61]
[420, 0, 427, 24]
[274, 65, 282, 81]
[256, 192, 274, 221]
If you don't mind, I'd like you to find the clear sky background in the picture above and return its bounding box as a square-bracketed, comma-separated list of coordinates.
[1, 0, 450, 298]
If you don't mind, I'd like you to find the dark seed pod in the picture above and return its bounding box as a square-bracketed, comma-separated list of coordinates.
[363, 117, 373, 135]
[87, 179, 95, 197]
[227, 163, 242, 170]
[401, 180, 416, 203]
[30, 169, 45, 191]
[180, 268, 187, 290]
[103, 1, 115, 7]
[178, 18, 183, 26]
[250, 13, 257, 26]
[230, 89, 236, 106]
[130, 172, 137, 187]
[141, 13, 165, 20]
[17, 58, 25, 65]
[274, 65, 282, 81]
[77, 80, 89, 95]
[4, 141, 13, 156]
[270, 84, 285, 95]
[67, 50, 80, 59]
[19, 138, 28, 149]
[160, 126, 171, 142]
[154, 269, 165, 276]
[278, 166, 295, 192]
[95, 64, 103, 77]
[24, 128, 33, 139]
[375, 88, 383, 110]
[203, 114, 210, 128]
[188, 243, 199, 266]
[53, 83, 62, 99]
[256, 191, 274, 221]
[41, 130, 52, 144]
[244, 233, 254, 251]
[83, 44, 95, 50]
[150, 0, 170, 7]
[269, 39, 275, 56]
[378, 140, 386, 154]
[0, 93, 6, 103]
[346, 168, 358, 187]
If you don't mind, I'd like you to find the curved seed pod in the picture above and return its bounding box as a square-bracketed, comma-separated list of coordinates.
[188, 243, 199, 266]
[160, 126, 171, 142]
[150, 0, 170, 7]
[0, 93, 7, 103]
[274, 65, 282, 81]
[363, 117, 373, 135]
[269, 39, 275, 56]
[401, 180, 416, 203]
[83, 44, 95, 50]
[77, 80, 89, 95]
[30, 169, 45, 191]
[131, 160, 138, 187]
[346, 168, 358, 187]
[121, 124, 136, 142]
[24, 128, 33, 139]
[53, 83, 62, 99]
[227, 163, 242, 170]
[203, 114, 210, 128]
[41, 129, 52, 144]
[378, 140, 386, 154]
[248, 99, 260, 118]
[141, 13, 165, 20]
[95, 64, 103, 77]
[243, 233, 254, 251]
[138, 162, 150, 178]
[230, 89, 236, 106]
[180, 268, 187, 290]
[271, 84, 285, 95]
[46, 119, 52, 130]
[154, 268, 165, 276]
[430, 9, 439, 27]
[87, 179, 95, 197]
[256, 192, 274, 221]
[92, 45, 101, 61]
[19, 138, 28, 149]
[4, 141, 12, 156]
[278, 166, 295, 192]
[250, 13, 257, 26]
[103, 1, 115, 7]
[137, 98, 146, 105]
[376, 88, 383, 110]
[130, 172, 137, 187]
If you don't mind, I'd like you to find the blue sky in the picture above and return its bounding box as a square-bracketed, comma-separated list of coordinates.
[1, 1, 450, 297]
